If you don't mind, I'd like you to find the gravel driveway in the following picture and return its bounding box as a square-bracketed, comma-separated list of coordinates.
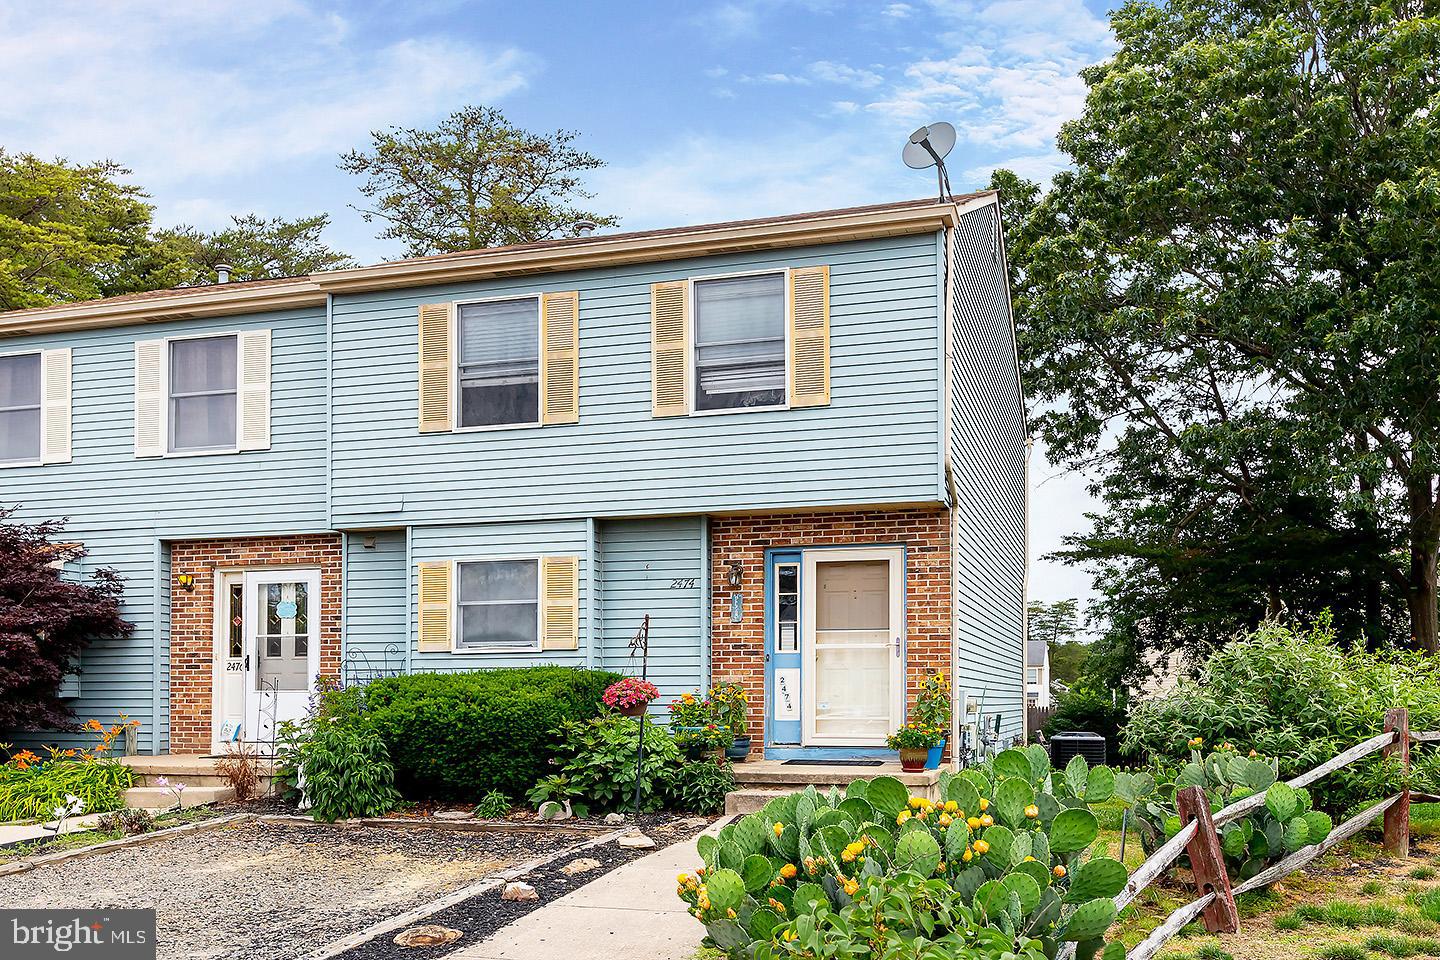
[0, 819, 588, 960]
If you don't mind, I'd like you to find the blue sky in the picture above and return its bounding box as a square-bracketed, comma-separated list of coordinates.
[0, 0, 1112, 614]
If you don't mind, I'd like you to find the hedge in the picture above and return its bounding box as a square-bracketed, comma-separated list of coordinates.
[353, 667, 623, 801]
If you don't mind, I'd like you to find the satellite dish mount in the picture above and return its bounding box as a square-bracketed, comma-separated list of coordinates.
[902, 122, 957, 202]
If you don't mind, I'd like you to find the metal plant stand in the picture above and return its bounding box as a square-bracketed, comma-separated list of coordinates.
[630, 615, 651, 817]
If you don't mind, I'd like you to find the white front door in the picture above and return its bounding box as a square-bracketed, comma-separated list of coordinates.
[243, 570, 321, 746]
[801, 548, 905, 746]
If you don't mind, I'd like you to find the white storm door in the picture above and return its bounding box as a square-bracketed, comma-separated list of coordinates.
[242, 569, 321, 745]
[801, 548, 905, 746]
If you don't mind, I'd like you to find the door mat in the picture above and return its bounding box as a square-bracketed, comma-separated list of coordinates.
[780, 759, 884, 766]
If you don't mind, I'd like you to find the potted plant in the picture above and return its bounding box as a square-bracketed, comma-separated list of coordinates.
[603, 677, 660, 717]
[669, 691, 712, 738]
[886, 723, 943, 772]
[709, 681, 752, 761]
[912, 672, 952, 769]
[676, 723, 733, 761]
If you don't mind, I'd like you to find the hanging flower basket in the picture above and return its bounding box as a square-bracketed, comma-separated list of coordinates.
[604, 677, 660, 717]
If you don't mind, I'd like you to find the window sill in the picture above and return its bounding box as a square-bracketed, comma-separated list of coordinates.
[449, 420, 545, 434]
[157, 447, 243, 459]
[687, 402, 790, 418]
[447, 646, 545, 655]
[0, 459, 43, 470]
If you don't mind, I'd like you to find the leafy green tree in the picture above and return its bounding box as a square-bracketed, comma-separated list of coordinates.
[1048, 642, 1091, 687]
[339, 105, 619, 256]
[995, 0, 1440, 651]
[0, 151, 155, 310]
[1027, 599, 1081, 647]
[152, 214, 355, 284]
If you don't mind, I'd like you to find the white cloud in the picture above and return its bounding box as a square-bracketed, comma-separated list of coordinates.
[882, 3, 915, 18]
[0, 2, 535, 189]
[809, 60, 885, 89]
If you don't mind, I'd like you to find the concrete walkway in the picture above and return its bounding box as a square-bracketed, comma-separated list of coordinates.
[0, 812, 110, 847]
[452, 819, 728, 960]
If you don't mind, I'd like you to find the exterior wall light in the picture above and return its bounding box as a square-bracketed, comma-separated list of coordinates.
[726, 561, 743, 588]
[176, 573, 197, 592]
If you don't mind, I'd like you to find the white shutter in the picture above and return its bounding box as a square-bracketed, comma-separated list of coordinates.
[238, 329, 271, 451]
[134, 340, 165, 458]
[40, 348, 71, 464]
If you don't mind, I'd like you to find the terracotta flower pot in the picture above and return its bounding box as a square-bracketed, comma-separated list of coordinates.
[618, 702, 648, 718]
[899, 747, 928, 772]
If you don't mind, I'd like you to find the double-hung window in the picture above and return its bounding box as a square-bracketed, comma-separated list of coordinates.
[0, 353, 42, 464]
[692, 273, 787, 412]
[456, 559, 540, 651]
[457, 298, 540, 428]
[168, 335, 237, 452]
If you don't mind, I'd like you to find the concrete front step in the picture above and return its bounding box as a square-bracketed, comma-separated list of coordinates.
[120, 754, 278, 789]
[724, 761, 944, 815]
[122, 785, 236, 809]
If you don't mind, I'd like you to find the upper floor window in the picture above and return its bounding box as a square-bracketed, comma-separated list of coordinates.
[456, 558, 539, 652]
[458, 298, 539, 428]
[0, 352, 41, 463]
[693, 273, 787, 412]
[1027, 667, 1041, 685]
[168, 335, 238, 452]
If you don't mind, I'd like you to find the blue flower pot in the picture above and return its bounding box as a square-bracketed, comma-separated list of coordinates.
[925, 739, 946, 770]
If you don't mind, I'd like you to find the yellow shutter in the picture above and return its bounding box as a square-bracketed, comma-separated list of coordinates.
[651, 281, 689, 417]
[417, 302, 453, 432]
[417, 561, 453, 652]
[40, 348, 71, 464]
[789, 266, 830, 407]
[134, 339, 165, 457]
[540, 291, 580, 424]
[540, 555, 579, 650]
[237, 329, 271, 451]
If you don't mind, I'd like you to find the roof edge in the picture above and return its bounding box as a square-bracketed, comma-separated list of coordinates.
[0, 194, 996, 337]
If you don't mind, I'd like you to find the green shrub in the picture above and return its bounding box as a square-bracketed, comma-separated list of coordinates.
[278, 716, 400, 822]
[1122, 616, 1440, 812]
[349, 667, 622, 801]
[0, 756, 134, 821]
[666, 759, 734, 814]
[552, 714, 680, 812]
[473, 790, 509, 819]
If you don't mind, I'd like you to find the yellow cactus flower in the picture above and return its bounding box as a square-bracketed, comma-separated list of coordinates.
[677, 873, 689, 884]
[944, 800, 959, 813]
[980, 814, 994, 827]
[962, 847, 974, 862]
[909, 796, 923, 808]
[974, 839, 990, 855]
[1024, 804, 1040, 819]
[967, 816, 982, 830]
[780, 863, 797, 879]
[782, 929, 798, 942]
[1024, 855, 1037, 862]
[774, 821, 785, 836]
[1053, 865, 1067, 878]
[979, 798, 989, 811]
[939, 813, 953, 827]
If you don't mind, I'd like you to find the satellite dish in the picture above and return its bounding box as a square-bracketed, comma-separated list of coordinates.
[902, 122, 956, 201]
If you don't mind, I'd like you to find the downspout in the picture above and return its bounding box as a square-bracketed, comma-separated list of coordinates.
[325, 293, 334, 531]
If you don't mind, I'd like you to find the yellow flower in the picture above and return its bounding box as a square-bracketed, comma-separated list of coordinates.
[677, 873, 689, 884]
[783, 929, 798, 942]
[780, 863, 797, 879]
[897, 810, 912, 825]
[962, 848, 974, 863]
[1053, 865, 1067, 878]
[944, 800, 959, 813]
[967, 816, 982, 830]
[980, 814, 994, 827]
[774, 821, 785, 836]
[973, 839, 990, 855]
[1024, 804, 1039, 819]
[909, 796, 923, 809]
[938, 814, 953, 827]
[1024, 855, 1037, 862]
[979, 798, 989, 812]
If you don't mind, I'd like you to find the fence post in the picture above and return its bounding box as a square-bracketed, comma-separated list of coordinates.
[1176, 784, 1240, 934]
[1384, 707, 1410, 858]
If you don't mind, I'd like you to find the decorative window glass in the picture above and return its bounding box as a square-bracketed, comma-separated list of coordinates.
[227, 583, 244, 658]
[457, 299, 540, 427]
[0, 353, 41, 463]
[168, 335, 237, 452]
[456, 559, 539, 651]
[775, 563, 799, 653]
[693, 274, 786, 411]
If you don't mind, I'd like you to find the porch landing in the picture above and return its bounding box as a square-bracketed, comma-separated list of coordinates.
[118, 754, 278, 808]
[725, 760, 942, 815]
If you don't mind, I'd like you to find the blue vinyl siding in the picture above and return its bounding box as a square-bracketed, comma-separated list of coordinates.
[0, 306, 330, 750]
[947, 205, 1028, 745]
[597, 517, 706, 704]
[328, 234, 943, 528]
[407, 520, 591, 669]
[342, 529, 408, 680]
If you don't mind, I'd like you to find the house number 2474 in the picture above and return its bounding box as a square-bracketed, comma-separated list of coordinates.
[669, 578, 698, 589]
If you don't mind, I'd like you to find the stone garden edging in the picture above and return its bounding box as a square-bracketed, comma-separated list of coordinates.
[0, 812, 252, 877]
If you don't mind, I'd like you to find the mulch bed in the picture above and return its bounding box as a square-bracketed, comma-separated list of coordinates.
[332, 813, 710, 960]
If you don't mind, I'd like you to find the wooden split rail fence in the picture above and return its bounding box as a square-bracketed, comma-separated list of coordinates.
[1061, 708, 1435, 960]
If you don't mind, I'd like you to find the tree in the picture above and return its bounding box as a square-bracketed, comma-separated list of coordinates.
[0, 151, 155, 310]
[0, 509, 132, 730]
[152, 214, 355, 284]
[339, 105, 619, 256]
[1026, 599, 1081, 647]
[995, 0, 1440, 651]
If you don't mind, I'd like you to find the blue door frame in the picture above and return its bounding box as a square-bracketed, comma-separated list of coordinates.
[762, 546, 902, 761]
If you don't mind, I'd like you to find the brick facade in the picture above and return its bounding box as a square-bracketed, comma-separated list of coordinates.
[709, 508, 952, 758]
[168, 533, 342, 754]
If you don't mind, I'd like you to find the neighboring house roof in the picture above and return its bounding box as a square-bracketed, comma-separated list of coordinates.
[0, 192, 996, 337]
[1026, 640, 1049, 668]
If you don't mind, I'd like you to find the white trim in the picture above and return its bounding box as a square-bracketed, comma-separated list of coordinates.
[800, 546, 905, 747]
[449, 554, 544, 655]
[0, 348, 43, 468]
[450, 293, 544, 432]
[686, 267, 792, 418]
[210, 569, 245, 753]
[241, 568, 323, 745]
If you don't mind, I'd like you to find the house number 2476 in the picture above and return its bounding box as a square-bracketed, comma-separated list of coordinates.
[669, 578, 698, 589]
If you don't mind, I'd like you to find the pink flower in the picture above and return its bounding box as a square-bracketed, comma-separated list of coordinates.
[603, 678, 660, 709]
